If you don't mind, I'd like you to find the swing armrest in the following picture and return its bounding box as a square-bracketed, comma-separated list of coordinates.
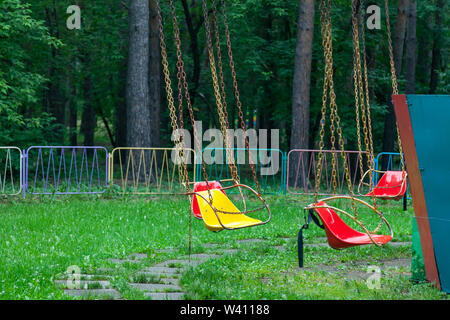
[187, 183, 271, 231]
[305, 195, 394, 240]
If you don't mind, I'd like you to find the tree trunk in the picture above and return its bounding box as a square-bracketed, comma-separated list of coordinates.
[393, 0, 408, 75]
[382, 0, 407, 168]
[149, 0, 161, 148]
[69, 85, 77, 146]
[115, 54, 128, 148]
[405, 0, 417, 94]
[289, 0, 314, 188]
[181, 0, 201, 104]
[126, 0, 152, 148]
[429, 0, 444, 94]
[81, 76, 96, 146]
[44, 5, 65, 142]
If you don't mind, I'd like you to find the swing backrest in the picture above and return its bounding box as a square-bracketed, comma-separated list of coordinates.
[370, 171, 407, 200]
[195, 189, 262, 232]
[191, 181, 225, 219]
[312, 201, 392, 249]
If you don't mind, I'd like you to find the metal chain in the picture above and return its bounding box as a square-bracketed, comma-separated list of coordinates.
[201, 0, 238, 187]
[220, 0, 261, 195]
[156, 0, 193, 257]
[210, 0, 239, 184]
[352, 0, 375, 200]
[358, 0, 379, 211]
[316, 0, 357, 217]
[353, 0, 381, 223]
[384, 0, 405, 172]
[156, 0, 190, 191]
[359, 0, 375, 168]
[168, 0, 214, 204]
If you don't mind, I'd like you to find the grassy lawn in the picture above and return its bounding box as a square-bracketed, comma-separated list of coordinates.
[0, 193, 447, 300]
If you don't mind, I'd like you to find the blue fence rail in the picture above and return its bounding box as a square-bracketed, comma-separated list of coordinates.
[196, 148, 287, 194]
[25, 146, 109, 195]
[374, 152, 409, 200]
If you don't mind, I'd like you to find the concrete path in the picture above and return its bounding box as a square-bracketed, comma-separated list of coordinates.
[57, 238, 412, 300]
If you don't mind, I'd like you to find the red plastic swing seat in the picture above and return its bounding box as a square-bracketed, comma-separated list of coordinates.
[365, 171, 407, 201]
[312, 201, 393, 249]
[191, 181, 226, 219]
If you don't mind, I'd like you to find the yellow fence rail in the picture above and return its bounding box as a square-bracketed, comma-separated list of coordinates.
[108, 147, 196, 195]
[0, 147, 22, 196]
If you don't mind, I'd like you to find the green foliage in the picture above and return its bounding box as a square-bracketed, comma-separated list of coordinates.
[0, 0, 448, 150]
[0, 0, 61, 146]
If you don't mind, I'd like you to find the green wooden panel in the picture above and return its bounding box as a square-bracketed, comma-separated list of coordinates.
[407, 94, 450, 293]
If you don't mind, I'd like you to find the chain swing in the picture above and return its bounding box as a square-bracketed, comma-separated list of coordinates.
[356, 0, 407, 200]
[157, 0, 271, 232]
[298, 0, 394, 267]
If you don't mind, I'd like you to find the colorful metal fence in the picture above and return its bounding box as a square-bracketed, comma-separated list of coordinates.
[286, 149, 370, 196]
[197, 148, 286, 194]
[374, 152, 405, 183]
[0, 147, 22, 196]
[109, 147, 196, 195]
[2, 145, 405, 197]
[25, 146, 109, 195]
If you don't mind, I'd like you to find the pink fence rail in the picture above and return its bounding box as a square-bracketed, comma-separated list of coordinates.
[286, 149, 370, 195]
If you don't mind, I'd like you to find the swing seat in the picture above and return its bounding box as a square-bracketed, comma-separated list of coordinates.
[365, 171, 407, 201]
[195, 189, 263, 232]
[312, 201, 392, 249]
[191, 181, 226, 219]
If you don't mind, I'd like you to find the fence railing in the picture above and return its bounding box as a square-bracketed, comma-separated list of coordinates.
[25, 146, 109, 195]
[286, 149, 370, 196]
[109, 147, 196, 195]
[197, 147, 286, 194]
[0, 147, 22, 196]
[1, 145, 409, 198]
[374, 152, 405, 184]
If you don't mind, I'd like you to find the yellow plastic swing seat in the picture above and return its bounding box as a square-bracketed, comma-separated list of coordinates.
[195, 189, 262, 232]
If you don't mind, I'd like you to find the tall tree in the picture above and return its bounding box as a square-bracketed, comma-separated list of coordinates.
[429, 0, 443, 93]
[289, 0, 314, 187]
[149, 0, 161, 148]
[126, 0, 152, 148]
[382, 0, 407, 163]
[81, 75, 96, 146]
[44, 3, 65, 141]
[393, 0, 408, 74]
[405, 0, 417, 93]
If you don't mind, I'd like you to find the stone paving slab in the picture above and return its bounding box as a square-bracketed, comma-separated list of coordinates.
[154, 259, 204, 268]
[108, 253, 149, 264]
[64, 289, 121, 299]
[159, 278, 180, 285]
[155, 248, 177, 253]
[56, 273, 111, 281]
[140, 266, 181, 275]
[203, 243, 220, 248]
[387, 242, 411, 247]
[55, 280, 111, 289]
[128, 253, 148, 260]
[187, 253, 221, 260]
[129, 283, 182, 292]
[107, 258, 142, 264]
[55, 237, 412, 301]
[144, 292, 185, 300]
[379, 258, 411, 268]
[93, 268, 116, 274]
[236, 239, 266, 244]
[221, 249, 239, 254]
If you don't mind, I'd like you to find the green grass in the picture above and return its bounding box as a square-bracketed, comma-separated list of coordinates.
[0, 194, 447, 300]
